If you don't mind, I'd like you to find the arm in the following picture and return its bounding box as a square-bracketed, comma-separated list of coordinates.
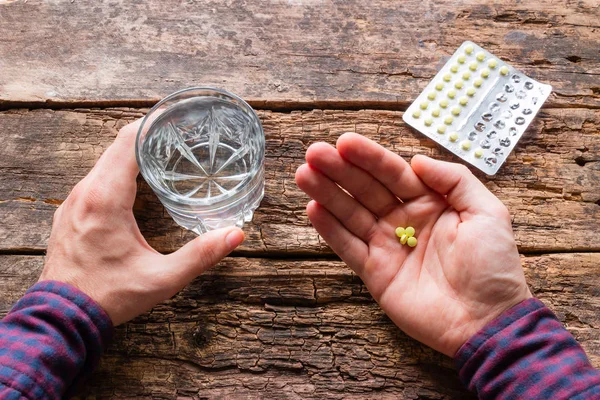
[0, 119, 245, 399]
[0, 282, 112, 399]
[457, 298, 600, 399]
[295, 132, 599, 399]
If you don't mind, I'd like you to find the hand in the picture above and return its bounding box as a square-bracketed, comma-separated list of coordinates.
[40, 119, 245, 326]
[295, 133, 531, 357]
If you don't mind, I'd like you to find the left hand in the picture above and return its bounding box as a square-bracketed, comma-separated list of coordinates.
[40, 119, 245, 326]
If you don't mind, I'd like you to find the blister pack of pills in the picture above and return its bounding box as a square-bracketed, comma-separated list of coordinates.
[403, 41, 552, 175]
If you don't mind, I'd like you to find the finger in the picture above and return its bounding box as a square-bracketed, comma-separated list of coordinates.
[306, 142, 400, 217]
[295, 163, 379, 242]
[336, 132, 430, 201]
[165, 227, 244, 286]
[306, 200, 368, 272]
[96, 118, 144, 183]
[410, 155, 508, 219]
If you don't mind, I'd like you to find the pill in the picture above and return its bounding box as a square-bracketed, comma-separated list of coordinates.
[459, 96, 469, 106]
[451, 106, 461, 116]
[395, 227, 405, 237]
[476, 51, 485, 61]
[457, 54, 466, 64]
[443, 73, 452, 82]
[447, 89, 456, 99]
[462, 71, 471, 80]
[466, 87, 476, 96]
[474, 78, 484, 87]
[500, 66, 509, 75]
[488, 58, 498, 69]
[450, 64, 459, 73]
[449, 132, 459, 142]
[427, 91, 436, 100]
[454, 81, 463, 89]
[400, 234, 408, 245]
[435, 82, 445, 91]
[405, 226, 415, 237]
[424, 117, 433, 126]
[444, 116, 454, 125]
[412, 109, 421, 118]
[469, 61, 478, 71]
[431, 108, 441, 117]
[420, 100, 429, 110]
[437, 125, 446, 134]
[465, 44, 474, 54]
[474, 148, 483, 158]
[481, 68, 490, 78]
[461, 140, 471, 150]
[407, 237, 418, 247]
[439, 99, 449, 108]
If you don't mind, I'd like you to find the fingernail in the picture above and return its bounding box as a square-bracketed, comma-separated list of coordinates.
[226, 229, 244, 250]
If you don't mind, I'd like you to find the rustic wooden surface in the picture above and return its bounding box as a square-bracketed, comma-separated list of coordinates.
[0, 1, 599, 109]
[0, 0, 599, 399]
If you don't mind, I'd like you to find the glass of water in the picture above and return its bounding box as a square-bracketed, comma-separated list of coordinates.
[135, 87, 265, 235]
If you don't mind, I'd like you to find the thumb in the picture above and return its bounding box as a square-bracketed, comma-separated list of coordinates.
[410, 155, 508, 219]
[165, 227, 245, 284]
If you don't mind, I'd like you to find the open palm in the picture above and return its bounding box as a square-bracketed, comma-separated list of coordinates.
[295, 133, 531, 356]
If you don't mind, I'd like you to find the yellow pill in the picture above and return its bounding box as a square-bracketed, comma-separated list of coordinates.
[465, 44, 474, 54]
[444, 116, 454, 125]
[466, 87, 476, 96]
[474, 78, 484, 88]
[447, 89, 456, 99]
[450, 64, 459, 73]
[449, 132, 459, 142]
[431, 108, 441, 117]
[435, 82, 445, 91]
[412, 109, 421, 118]
[451, 106, 461, 116]
[481, 68, 490, 78]
[474, 148, 484, 158]
[395, 227, 405, 237]
[437, 125, 446, 134]
[476, 51, 485, 62]
[488, 58, 498, 69]
[443, 73, 452, 82]
[439, 99, 449, 108]
[400, 234, 408, 245]
[420, 100, 429, 110]
[405, 226, 416, 237]
[459, 96, 469, 106]
[462, 71, 471, 80]
[427, 91, 437, 100]
[500, 66, 509, 75]
[457, 54, 466, 64]
[407, 236, 418, 248]
[424, 118, 433, 126]
[461, 140, 472, 151]
[469, 62, 478, 71]
[454, 81, 463, 89]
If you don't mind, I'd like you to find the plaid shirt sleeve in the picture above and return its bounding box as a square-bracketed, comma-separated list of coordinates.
[0, 281, 113, 399]
[455, 297, 600, 399]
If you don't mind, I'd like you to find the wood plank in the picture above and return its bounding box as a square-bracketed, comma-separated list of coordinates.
[1, 253, 598, 398]
[0, 107, 599, 254]
[0, 1, 598, 108]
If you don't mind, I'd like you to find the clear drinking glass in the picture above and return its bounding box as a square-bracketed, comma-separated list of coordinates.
[136, 87, 265, 235]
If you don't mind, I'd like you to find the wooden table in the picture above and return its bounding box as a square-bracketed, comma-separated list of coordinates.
[1, 1, 599, 398]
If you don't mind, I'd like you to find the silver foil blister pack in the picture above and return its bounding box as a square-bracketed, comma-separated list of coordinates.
[403, 41, 552, 175]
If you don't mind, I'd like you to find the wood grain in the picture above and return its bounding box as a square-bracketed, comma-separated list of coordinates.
[0, 107, 598, 254]
[0, 1, 598, 108]
[1, 253, 598, 399]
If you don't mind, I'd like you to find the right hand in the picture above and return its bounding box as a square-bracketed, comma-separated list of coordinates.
[295, 132, 531, 357]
